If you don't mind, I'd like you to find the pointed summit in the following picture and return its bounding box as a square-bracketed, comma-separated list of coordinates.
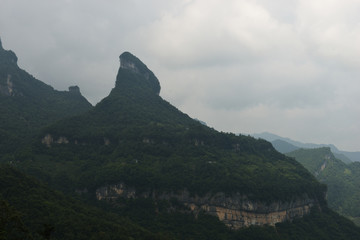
[0, 38, 18, 64]
[116, 52, 160, 95]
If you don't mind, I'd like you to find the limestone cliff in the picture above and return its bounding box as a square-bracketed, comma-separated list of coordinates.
[95, 183, 320, 229]
[117, 52, 161, 95]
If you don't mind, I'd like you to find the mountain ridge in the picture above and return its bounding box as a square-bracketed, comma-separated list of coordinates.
[252, 132, 358, 162]
[0, 38, 92, 153]
[286, 147, 360, 225]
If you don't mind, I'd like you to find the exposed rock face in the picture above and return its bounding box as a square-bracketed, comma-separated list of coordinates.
[6, 75, 13, 95]
[41, 134, 69, 147]
[0, 74, 23, 97]
[96, 183, 319, 229]
[120, 56, 138, 72]
[41, 134, 111, 147]
[0, 75, 12, 96]
[96, 183, 137, 200]
[191, 198, 313, 229]
[0, 39, 18, 64]
[41, 134, 54, 147]
[118, 52, 161, 95]
[68, 85, 81, 94]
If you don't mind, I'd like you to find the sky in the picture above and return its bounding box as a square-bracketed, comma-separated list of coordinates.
[0, 0, 359, 151]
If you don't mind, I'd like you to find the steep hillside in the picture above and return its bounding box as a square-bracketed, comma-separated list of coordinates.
[0, 164, 168, 240]
[0, 39, 92, 153]
[3, 164, 360, 240]
[271, 139, 299, 153]
[287, 147, 360, 225]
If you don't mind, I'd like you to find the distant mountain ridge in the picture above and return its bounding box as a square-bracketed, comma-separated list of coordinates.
[271, 139, 299, 153]
[286, 147, 360, 225]
[252, 132, 359, 163]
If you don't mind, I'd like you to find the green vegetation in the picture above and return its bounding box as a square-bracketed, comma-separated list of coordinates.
[19, 55, 325, 203]
[0, 198, 33, 240]
[0, 164, 167, 240]
[287, 147, 360, 224]
[2, 164, 360, 240]
[0, 42, 92, 153]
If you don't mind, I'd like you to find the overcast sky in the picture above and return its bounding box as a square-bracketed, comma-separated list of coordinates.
[1, 0, 359, 151]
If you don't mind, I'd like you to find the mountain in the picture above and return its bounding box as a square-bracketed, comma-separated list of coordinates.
[252, 132, 341, 151]
[3, 49, 360, 238]
[14, 52, 327, 226]
[32, 52, 325, 207]
[287, 147, 360, 225]
[333, 152, 354, 165]
[253, 132, 356, 163]
[0, 38, 92, 153]
[271, 139, 299, 153]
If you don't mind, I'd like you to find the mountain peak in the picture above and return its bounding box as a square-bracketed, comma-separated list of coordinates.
[68, 85, 81, 95]
[117, 52, 160, 95]
[0, 38, 18, 64]
[119, 52, 148, 72]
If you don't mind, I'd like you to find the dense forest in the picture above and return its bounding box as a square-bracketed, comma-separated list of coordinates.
[2, 163, 360, 240]
[287, 147, 360, 225]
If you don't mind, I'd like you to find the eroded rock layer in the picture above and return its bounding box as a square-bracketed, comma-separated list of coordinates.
[95, 183, 318, 229]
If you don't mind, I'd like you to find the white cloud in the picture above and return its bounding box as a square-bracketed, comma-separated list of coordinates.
[140, 0, 305, 69]
[297, 0, 360, 68]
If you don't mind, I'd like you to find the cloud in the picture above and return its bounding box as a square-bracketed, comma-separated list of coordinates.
[140, 0, 360, 150]
[297, 0, 360, 68]
[140, 0, 330, 110]
[140, 0, 304, 68]
[0, 0, 180, 103]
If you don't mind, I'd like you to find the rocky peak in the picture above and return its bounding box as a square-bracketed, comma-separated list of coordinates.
[68, 85, 81, 95]
[117, 52, 160, 95]
[0, 38, 18, 64]
[120, 52, 140, 72]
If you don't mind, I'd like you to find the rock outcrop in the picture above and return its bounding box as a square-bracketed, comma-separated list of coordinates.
[0, 39, 18, 64]
[96, 183, 319, 229]
[118, 52, 161, 95]
[68, 85, 81, 95]
[41, 134, 70, 147]
[41, 134, 112, 147]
